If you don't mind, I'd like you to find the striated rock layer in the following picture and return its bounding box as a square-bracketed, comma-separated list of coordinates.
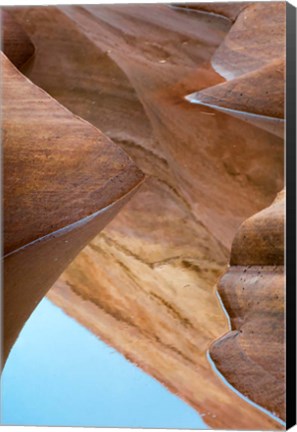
[6, 3, 285, 430]
[2, 48, 144, 364]
[1, 9, 35, 69]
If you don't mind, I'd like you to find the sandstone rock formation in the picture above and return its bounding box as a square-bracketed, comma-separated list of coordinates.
[3, 3, 285, 430]
[210, 189, 285, 420]
[187, 1, 285, 137]
[2, 46, 144, 364]
[1, 9, 35, 69]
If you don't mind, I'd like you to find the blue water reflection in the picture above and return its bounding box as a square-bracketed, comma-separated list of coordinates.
[1, 298, 207, 429]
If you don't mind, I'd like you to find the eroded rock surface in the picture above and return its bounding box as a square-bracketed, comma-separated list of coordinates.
[5, 3, 285, 429]
[2, 51, 144, 364]
[1, 9, 35, 69]
[188, 2, 285, 137]
[210, 190, 285, 420]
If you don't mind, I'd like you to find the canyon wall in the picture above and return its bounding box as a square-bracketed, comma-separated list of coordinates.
[5, 3, 285, 429]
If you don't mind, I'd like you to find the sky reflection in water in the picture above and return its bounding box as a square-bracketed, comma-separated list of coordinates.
[1, 298, 207, 429]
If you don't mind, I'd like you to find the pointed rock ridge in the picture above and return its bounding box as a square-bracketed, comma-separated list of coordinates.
[186, 2, 285, 136]
[173, 2, 251, 22]
[188, 58, 285, 119]
[211, 2, 285, 80]
[10, 4, 284, 251]
[183, 1, 286, 422]
[8, 5, 284, 429]
[187, 57, 285, 137]
[1, 9, 35, 68]
[2, 52, 145, 365]
[210, 189, 285, 421]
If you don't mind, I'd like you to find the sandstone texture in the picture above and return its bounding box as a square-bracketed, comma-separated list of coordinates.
[3, 3, 285, 429]
[2, 47, 144, 363]
[210, 190, 285, 420]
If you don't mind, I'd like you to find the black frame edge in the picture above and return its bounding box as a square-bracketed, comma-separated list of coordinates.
[286, 1, 297, 430]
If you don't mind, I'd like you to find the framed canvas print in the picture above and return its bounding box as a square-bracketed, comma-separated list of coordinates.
[1, 0, 296, 430]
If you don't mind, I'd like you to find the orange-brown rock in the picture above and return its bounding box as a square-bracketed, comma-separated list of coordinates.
[5, 3, 285, 430]
[2, 52, 144, 364]
[175, 2, 251, 22]
[210, 190, 285, 420]
[231, 189, 285, 266]
[187, 2, 285, 138]
[211, 2, 285, 80]
[10, 4, 284, 248]
[1, 9, 35, 68]
[188, 58, 285, 119]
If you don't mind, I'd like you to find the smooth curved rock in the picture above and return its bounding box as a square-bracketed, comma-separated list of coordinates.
[231, 189, 285, 266]
[188, 58, 285, 119]
[211, 2, 285, 80]
[1, 9, 35, 68]
[210, 190, 285, 420]
[10, 4, 284, 249]
[187, 2, 285, 138]
[174, 2, 251, 22]
[2, 52, 144, 364]
[5, 4, 285, 430]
